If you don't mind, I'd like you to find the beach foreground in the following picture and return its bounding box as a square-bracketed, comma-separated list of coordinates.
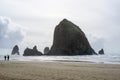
[0, 61, 120, 80]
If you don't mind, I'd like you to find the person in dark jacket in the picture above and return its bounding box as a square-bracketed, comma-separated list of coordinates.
[4, 56, 6, 61]
[7, 55, 9, 61]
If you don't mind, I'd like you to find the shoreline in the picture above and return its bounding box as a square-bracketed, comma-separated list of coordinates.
[1, 59, 120, 65]
[1, 54, 120, 64]
[0, 61, 120, 80]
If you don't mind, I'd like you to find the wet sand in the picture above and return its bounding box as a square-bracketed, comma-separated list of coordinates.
[0, 61, 120, 80]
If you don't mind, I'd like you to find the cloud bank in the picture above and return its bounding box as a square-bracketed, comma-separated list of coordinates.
[0, 16, 26, 48]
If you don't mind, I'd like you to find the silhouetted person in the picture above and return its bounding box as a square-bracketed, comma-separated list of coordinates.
[4, 56, 6, 61]
[7, 55, 9, 61]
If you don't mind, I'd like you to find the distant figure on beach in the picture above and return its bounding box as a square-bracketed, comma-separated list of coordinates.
[4, 56, 6, 61]
[7, 55, 9, 61]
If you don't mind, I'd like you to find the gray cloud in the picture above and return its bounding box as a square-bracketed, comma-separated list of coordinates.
[0, 16, 26, 48]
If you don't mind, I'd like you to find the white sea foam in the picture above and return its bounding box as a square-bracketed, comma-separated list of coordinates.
[0, 53, 120, 64]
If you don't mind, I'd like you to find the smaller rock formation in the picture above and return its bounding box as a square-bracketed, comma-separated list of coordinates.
[98, 49, 104, 55]
[11, 45, 19, 55]
[44, 47, 49, 55]
[23, 46, 42, 56]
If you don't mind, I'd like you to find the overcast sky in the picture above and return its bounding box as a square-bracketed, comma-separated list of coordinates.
[0, 0, 120, 54]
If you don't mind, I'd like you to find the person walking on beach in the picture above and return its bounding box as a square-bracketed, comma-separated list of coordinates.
[7, 55, 9, 61]
[4, 56, 6, 61]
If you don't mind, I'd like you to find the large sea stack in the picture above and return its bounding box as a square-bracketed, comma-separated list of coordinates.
[47, 19, 96, 55]
[23, 46, 42, 56]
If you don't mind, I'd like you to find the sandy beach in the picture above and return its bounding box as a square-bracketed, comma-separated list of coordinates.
[0, 61, 120, 80]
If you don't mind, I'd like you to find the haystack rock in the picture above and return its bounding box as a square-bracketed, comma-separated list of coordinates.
[44, 47, 50, 55]
[47, 19, 96, 55]
[11, 45, 19, 55]
[23, 46, 42, 56]
[98, 49, 104, 55]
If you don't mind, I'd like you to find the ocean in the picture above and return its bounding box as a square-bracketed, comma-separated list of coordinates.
[0, 53, 120, 64]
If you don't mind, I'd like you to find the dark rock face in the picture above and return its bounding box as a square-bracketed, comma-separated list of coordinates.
[11, 45, 19, 55]
[33, 46, 37, 51]
[23, 46, 42, 56]
[48, 19, 96, 55]
[98, 49, 104, 55]
[44, 47, 49, 55]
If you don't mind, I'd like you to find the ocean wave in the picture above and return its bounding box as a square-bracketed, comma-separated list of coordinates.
[0, 53, 120, 64]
